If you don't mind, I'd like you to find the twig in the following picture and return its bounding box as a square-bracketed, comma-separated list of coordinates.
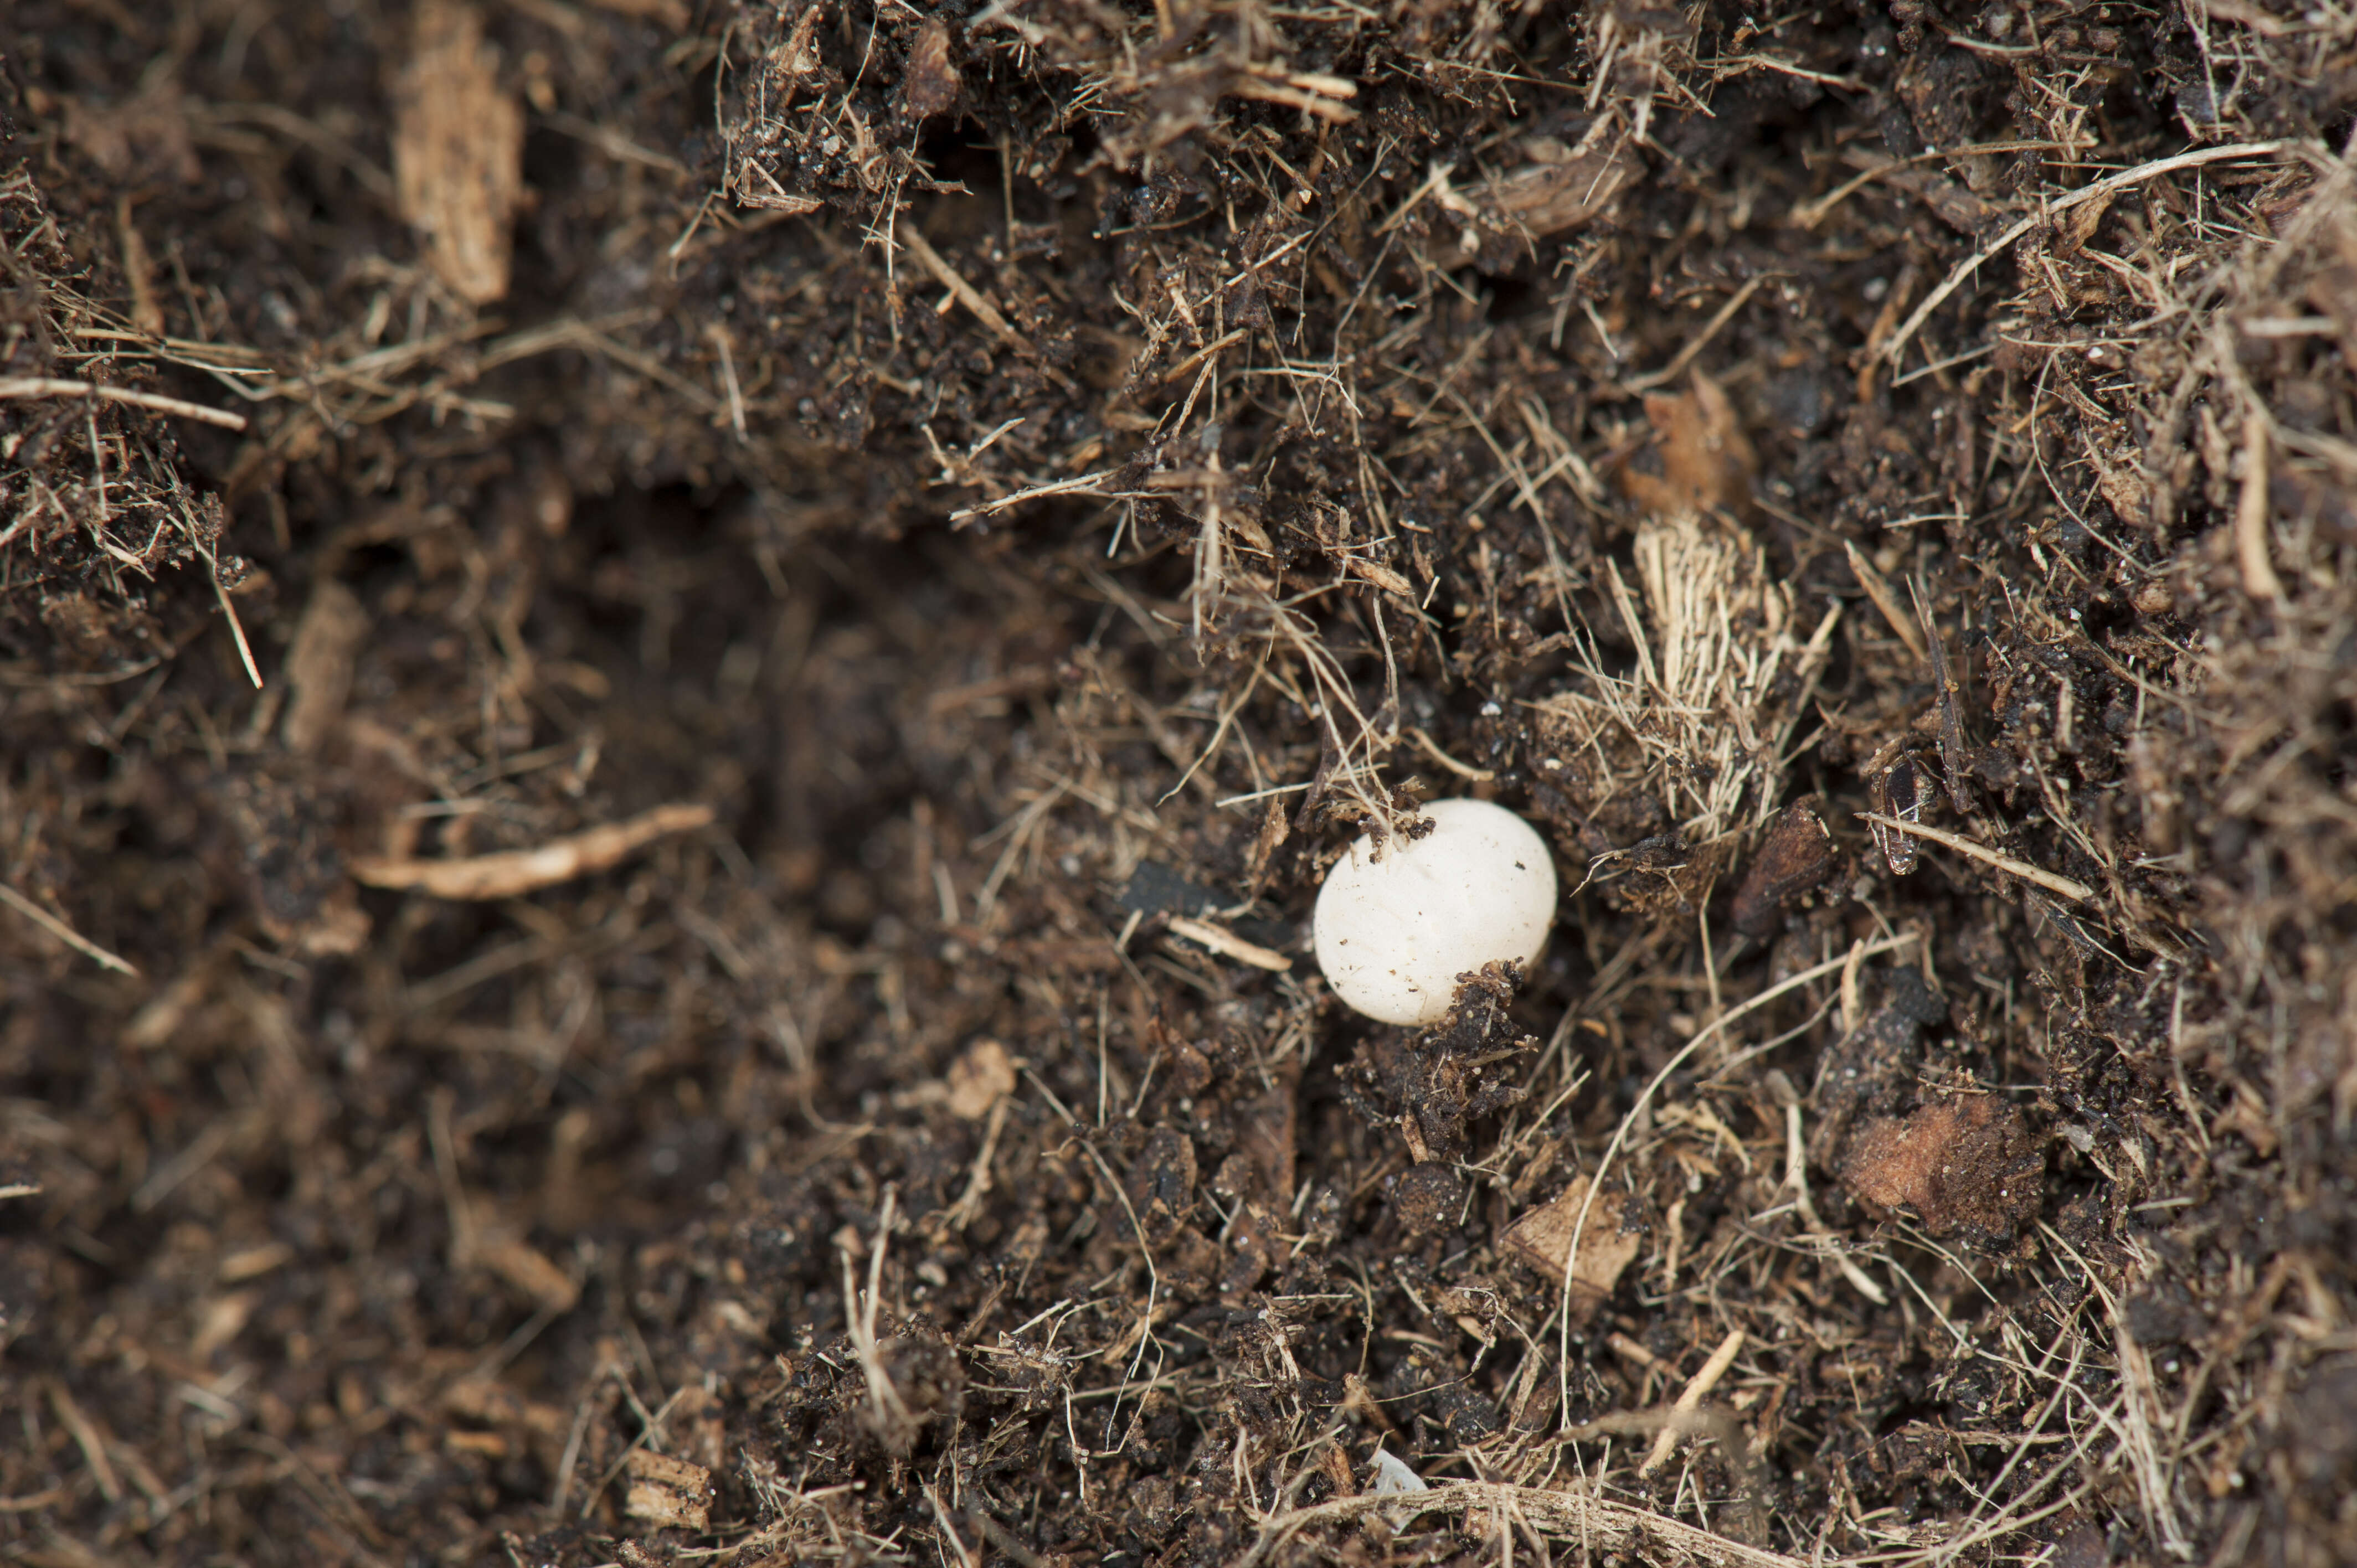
[1639, 1328, 1747, 1474]
[1164, 915, 1293, 972]
[545, 1376, 599, 1520]
[944, 1097, 1010, 1229]
[923, 1480, 978, 1568]
[2235, 415, 2283, 601]
[352, 802, 715, 899]
[1236, 1478, 1809, 1568]
[949, 468, 1121, 527]
[1555, 933, 1918, 1425]
[541, 109, 689, 176]
[841, 1187, 916, 1448]
[0, 880, 138, 976]
[1156, 326, 1249, 386]
[1407, 725, 1495, 781]
[708, 323, 747, 440]
[1910, 574, 1974, 814]
[1624, 275, 1772, 393]
[0, 375, 249, 430]
[1881, 140, 2298, 367]
[1857, 812, 2096, 902]
[897, 221, 1075, 390]
[1843, 541, 1927, 664]
[1609, 1332, 1666, 1370]
[970, 1508, 1051, 1568]
[1772, 1087, 1888, 1304]
[44, 1380, 122, 1504]
[1789, 138, 2074, 228]
[211, 558, 265, 691]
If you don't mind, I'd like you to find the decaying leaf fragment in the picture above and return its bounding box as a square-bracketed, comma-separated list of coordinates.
[393, 0, 525, 305]
[1732, 799, 1834, 937]
[1617, 372, 1758, 522]
[898, 20, 962, 121]
[1501, 1175, 1641, 1324]
[1485, 138, 1635, 236]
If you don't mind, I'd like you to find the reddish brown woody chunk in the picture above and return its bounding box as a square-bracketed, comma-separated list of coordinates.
[1842, 1095, 2044, 1241]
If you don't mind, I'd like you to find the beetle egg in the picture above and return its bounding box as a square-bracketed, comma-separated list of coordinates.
[1312, 798, 1557, 1026]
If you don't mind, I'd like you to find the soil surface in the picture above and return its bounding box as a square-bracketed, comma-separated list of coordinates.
[4, 3, 2355, 1567]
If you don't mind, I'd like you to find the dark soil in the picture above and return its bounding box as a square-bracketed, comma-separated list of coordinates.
[4, 2, 2355, 1567]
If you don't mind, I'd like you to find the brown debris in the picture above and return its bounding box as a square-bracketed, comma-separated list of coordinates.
[623, 1450, 712, 1531]
[1500, 1176, 1644, 1325]
[279, 579, 368, 755]
[897, 21, 961, 122]
[1388, 1162, 1465, 1239]
[585, 0, 688, 24]
[1731, 799, 1833, 937]
[392, 0, 524, 304]
[944, 1038, 1016, 1120]
[1841, 1095, 2045, 1241]
[1617, 373, 1758, 522]
[1339, 962, 1534, 1163]
[1485, 141, 1636, 237]
[470, 1233, 581, 1316]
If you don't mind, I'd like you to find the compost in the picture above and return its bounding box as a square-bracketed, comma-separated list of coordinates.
[4, 2, 2356, 1565]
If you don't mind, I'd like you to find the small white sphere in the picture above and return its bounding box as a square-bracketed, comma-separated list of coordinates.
[1313, 798, 1557, 1026]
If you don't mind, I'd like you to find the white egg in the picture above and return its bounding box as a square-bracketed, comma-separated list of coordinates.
[1313, 797, 1557, 1026]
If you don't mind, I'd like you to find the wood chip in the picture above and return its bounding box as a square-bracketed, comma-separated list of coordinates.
[623, 1449, 712, 1531]
[441, 1376, 568, 1437]
[946, 1039, 1017, 1120]
[1841, 1095, 2044, 1240]
[1347, 557, 1416, 597]
[898, 20, 961, 119]
[474, 1234, 581, 1315]
[393, 0, 525, 305]
[1618, 372, 1757, 517]
[352, 802, 714, 900]
[2237, 416, 2285, 601]
[1731, 798, 1833, 937]
[279, 579, 368, 755]
[1501, 1175, 1641, 1325]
